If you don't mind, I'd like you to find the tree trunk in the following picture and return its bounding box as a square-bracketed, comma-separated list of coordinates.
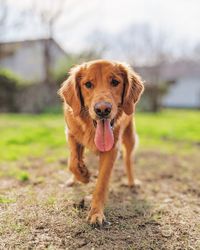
[150, 85, 161, 112]
[43, 39, 53, 85]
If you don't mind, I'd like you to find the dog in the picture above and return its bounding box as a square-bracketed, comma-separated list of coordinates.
[58, 59, 144, 225]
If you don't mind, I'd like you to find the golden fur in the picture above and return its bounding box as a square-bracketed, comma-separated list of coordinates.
[58, 59, 144, 225]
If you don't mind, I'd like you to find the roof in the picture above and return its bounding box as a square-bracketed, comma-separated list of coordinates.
[0, 38, 68, 56]
[135, 60, 200, 84]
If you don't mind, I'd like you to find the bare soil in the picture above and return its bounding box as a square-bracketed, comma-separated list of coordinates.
[0, 148, 200, 250]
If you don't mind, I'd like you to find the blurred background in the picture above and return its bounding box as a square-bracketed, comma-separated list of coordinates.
[0, 1, 200, 249]
[1, 0, 200, 113]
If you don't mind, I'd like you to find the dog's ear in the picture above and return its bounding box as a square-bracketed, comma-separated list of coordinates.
[58, 65, 84, 116]
[119, 63, 144, 115]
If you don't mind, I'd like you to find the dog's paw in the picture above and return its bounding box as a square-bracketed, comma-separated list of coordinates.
[76, 163, 90, 183]
[87, 208, 105, 226]
[66, 176, 77, 187]
[70, 162, 90, 184]
[129, 179, 142, 194]
[134, 178, 142, 187]
[121, 178, 142, 189]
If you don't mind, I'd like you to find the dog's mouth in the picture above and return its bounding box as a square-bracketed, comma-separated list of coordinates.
[93, 119, 114, 152]
[93, 119, 114, 128]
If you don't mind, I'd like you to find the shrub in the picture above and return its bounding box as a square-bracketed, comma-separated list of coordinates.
[53, 50, 102, 86]
[0, 69, 22, 112]
[139, 82, 171, 112]
[53, 56, 75, 86]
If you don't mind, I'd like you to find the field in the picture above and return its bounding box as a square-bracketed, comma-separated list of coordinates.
[0, 110, 200, 249]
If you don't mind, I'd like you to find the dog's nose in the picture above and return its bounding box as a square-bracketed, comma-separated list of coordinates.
[94, 102, 112, 118]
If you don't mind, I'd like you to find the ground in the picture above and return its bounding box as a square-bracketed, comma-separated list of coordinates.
[0, 110, 200, 249]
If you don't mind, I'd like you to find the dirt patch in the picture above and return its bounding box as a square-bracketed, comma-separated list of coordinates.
[0, 149, 200, 249]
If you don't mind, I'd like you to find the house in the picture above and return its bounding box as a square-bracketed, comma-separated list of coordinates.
[0, 38, 67, 82]
[136, 60, 200, 109]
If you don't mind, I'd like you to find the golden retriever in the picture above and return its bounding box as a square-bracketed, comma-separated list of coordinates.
[58, 59, 144, 225]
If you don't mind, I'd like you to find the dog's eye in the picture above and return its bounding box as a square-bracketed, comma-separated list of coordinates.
[111, 79, 119, 87]
[85, 81, 93, 89]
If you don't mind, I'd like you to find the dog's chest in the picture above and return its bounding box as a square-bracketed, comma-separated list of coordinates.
[76, 124, 96, 150]
[67, 116, 97, 152]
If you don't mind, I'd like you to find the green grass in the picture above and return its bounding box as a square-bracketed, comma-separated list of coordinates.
[0, 113, 67, 162]
[8, 168, 29, 181]
[0, 196, 16, 204]
[136, 109, 200, 152]
[0, 109, 199, 163]
[136, 109, 200, 142]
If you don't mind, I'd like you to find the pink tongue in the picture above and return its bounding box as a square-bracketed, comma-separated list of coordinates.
[94, 120, 114, 152]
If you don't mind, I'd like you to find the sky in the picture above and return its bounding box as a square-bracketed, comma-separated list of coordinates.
[57, 0, 200, 52]
[2, 0, 200, 54]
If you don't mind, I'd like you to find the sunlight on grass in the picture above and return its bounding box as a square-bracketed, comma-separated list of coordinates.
[136, 109, 200, 142]
[0, 109, 199, 163]
[0, 114, 67, 162]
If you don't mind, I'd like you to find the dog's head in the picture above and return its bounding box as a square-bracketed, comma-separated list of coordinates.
[58, 60, 144, 152]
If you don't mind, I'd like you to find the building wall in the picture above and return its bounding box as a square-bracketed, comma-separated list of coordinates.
[0, 40, 66, 82]
[163, 76, 200, 108]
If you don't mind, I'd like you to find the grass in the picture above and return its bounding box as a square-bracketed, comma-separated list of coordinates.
[0, 196, 15, 204]
[0, 113, 67, 162]
[136, 109, 200, 142]
[0, 109, 200, 249]
[136, 109, 200, 153]
[0, 109, 199, 162]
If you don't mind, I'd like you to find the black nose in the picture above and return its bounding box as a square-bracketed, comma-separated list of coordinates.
[94, 102, 112, 118]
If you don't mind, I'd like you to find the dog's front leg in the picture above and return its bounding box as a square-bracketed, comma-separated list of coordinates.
[87, 147, 117, 225]
[68, 133, 90, 184]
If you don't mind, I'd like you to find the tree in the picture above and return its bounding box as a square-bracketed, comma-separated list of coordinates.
[0, 0, 30, 60]
[31, 0, 92, 85]
[31, 0, 64, 84]
[116, 23, 173, 112]
[0, 0, 7, 60]
[193, 42, 200, 62]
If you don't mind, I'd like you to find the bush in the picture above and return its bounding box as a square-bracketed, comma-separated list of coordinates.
[0, 69, 22, 112]
[53, 56, 76, 86]
[138, 82, 170, 112]
[0, 68, 60, 113]
[53, 50, 102, 86]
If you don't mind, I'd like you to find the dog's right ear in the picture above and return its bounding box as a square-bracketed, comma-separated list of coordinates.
[58, 65, 84, 116]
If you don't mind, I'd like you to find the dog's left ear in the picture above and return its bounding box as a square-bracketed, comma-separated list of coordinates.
[119, 63, 144, 115]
